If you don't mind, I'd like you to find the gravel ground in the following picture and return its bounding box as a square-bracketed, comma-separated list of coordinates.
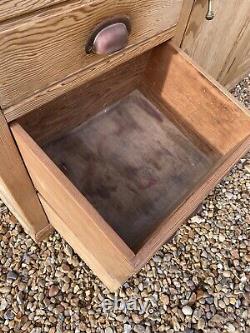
[0, 76, 249, 333]
[231, 74, 250, 109]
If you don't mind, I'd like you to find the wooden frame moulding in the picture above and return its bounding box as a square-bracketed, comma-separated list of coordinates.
[0, 112, 53, 241]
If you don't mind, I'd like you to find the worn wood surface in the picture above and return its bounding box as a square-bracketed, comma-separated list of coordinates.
[39, 195, 131, 291]
[144, 43, 250, 156]
[180, 0, 250, 88]
[0, 0, 66, 22]
[11, 123, 134, 290]
[172, 0, 195, 47]
[0, 113, 51, 241]
[0, 0, 182, 110]
[19, 53, 150, 145]
[134, 135, 250, 268]
[43, 90, 212, 251]
[139, 81, 219, 159]
[10, 41, 250, 290]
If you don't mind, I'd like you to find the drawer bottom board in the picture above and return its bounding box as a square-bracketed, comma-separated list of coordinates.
[43, 90, 214, 252]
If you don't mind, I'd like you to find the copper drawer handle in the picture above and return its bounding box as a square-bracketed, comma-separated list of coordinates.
[85, 16, 131, 55]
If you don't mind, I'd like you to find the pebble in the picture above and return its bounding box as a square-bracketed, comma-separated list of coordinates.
[48, 285, 59, 297]
[172, 316, 180, 331]
[0, 299, 8, 311]
[61, 263, 71, 273]
[64, 245, 73, 257]
[62, 283, 70, 292]
[210, 314, 224, 325]
[225, 192, 234, 200]
[31, 329, 42, 333]
[197, 318, 206, 330]
[4, 309, 14, 320]
[160, 294, 170, 305]
[226, 323, 236, 333]
[188, 292, 197, 304]
[6, 270, 18, 280]
[218, 300, 226, 309]
[124, 324, 132, 333]
[218, 234, 225, 242]
[206, 296, 214, 305]
[229, 297, 237, 305]
[196, 289, 206, 300]
[104, 328, 113, 333]
[134, 325, 146, 333]
[0, 287, 11, 293]
[16, 291, 24, 304]
[223, 270, 231, 278]
[182, 305, 193, 316]
[132, 313, 142, 324]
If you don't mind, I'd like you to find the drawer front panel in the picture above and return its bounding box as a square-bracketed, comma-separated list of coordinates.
[0, 0, 183, 108]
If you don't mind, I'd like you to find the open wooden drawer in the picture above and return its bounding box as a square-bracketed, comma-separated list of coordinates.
[11, 42, 250, 291]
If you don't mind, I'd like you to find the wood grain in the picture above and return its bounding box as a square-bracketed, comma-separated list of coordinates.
[43, 90, 213, 251]
[39, 195, 131, 291]
[219, 21, 250, 89]
[180, 0, 250, 88]
[0, 0, 183, 109]
[19, 52, 150, 144]
[172, 0, 195, 47]
[134, 135, 250, 268]
[144, 42, 250, 156]
[139, 82, 219, 159]
[11, 123, 135, 290]
[0, 112, 51, 241]
[4, 26, 176, 122]
[0, 0, 67, 22]
[10, 40, 250, 290]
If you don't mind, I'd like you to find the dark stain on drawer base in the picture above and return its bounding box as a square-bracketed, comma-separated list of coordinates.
[43, 90, 213, 251]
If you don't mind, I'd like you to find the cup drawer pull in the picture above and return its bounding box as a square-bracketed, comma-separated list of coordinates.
[85, 16, 131, 55]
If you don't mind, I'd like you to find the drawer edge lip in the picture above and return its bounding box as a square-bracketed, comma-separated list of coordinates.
[3, 26, 176, 122]
[133, 135, 250, 269]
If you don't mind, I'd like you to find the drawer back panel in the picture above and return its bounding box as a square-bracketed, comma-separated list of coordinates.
[0, 0, 183, 109]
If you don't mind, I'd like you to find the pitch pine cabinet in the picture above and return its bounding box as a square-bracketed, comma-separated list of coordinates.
[0, 0, 249, 291]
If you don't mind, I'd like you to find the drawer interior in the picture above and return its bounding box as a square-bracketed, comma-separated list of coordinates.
[16, 42, 250, 254]
[42, 90, 213, 251]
